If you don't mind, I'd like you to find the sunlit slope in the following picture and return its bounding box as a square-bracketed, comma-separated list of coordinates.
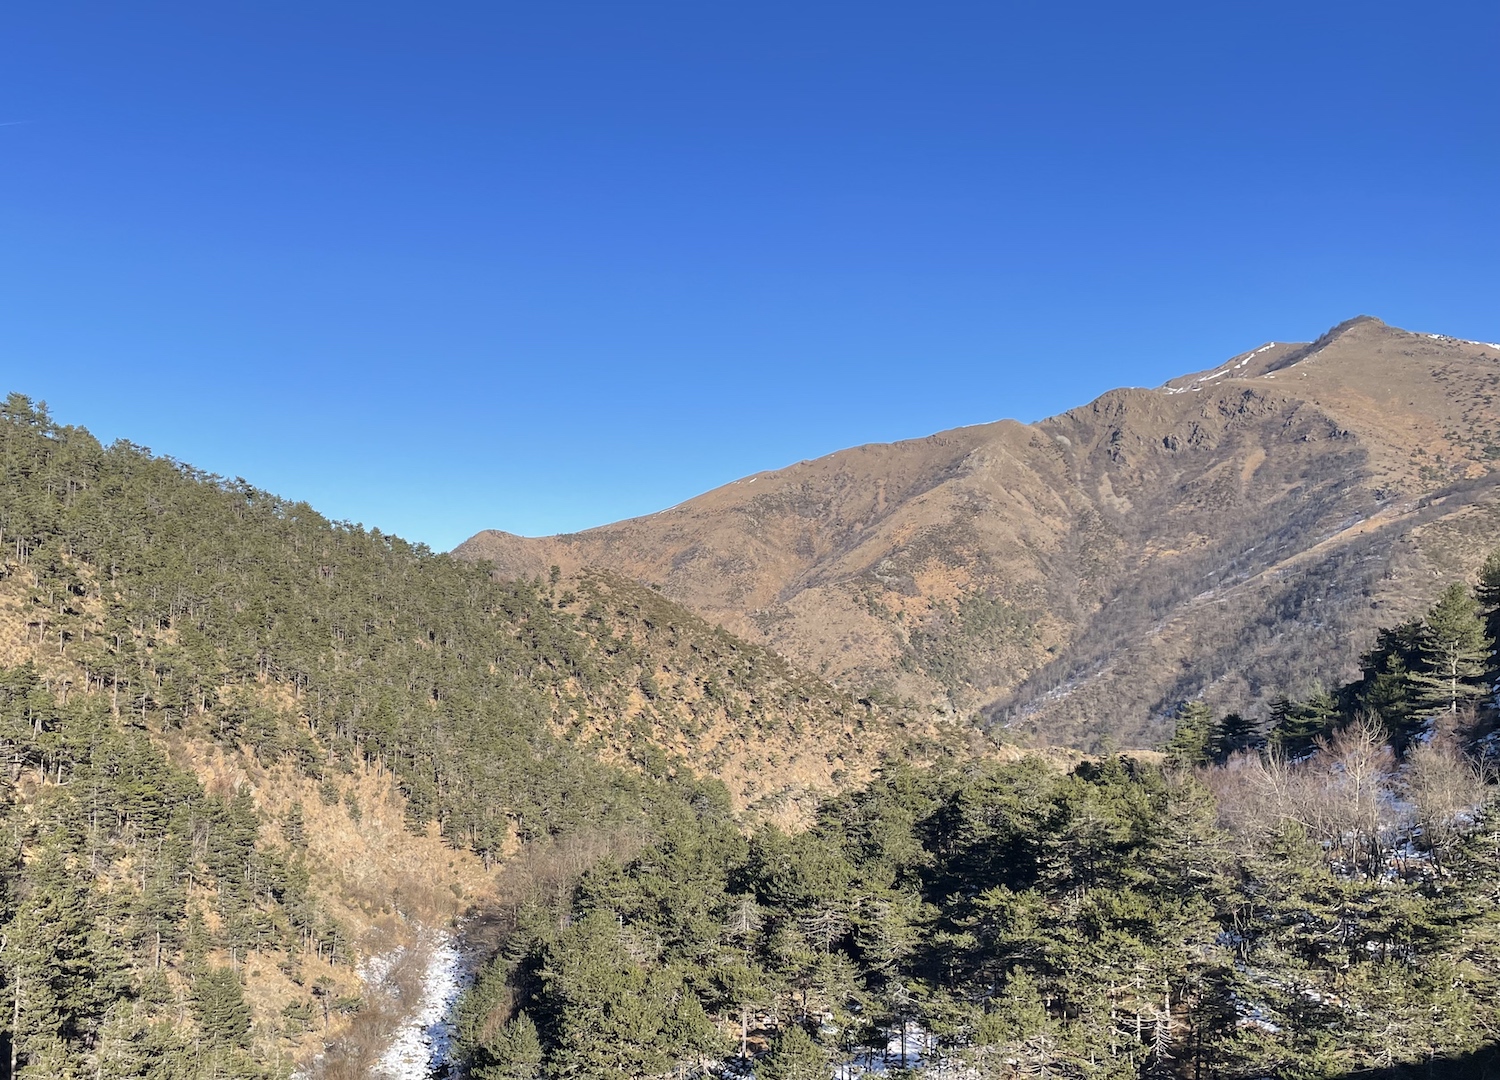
[0, 397, 952, 1075]
[460, 317, 1500, 747]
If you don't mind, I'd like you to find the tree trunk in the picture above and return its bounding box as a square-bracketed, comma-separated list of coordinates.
[11, 968, 21, 1079]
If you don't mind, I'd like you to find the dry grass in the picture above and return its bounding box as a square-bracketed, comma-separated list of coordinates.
[158, 732, 502, 1070]
[0, 569, 505, 1074]
[459, 320, 1500, 752]
[303, 928, 441, 1080]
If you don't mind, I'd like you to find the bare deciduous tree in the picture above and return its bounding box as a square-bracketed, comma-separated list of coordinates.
[1403, 722, 1488, 867]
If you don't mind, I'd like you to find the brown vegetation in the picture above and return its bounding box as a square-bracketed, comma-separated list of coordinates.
[460, 317, 1500, 750]
[1205, 715, 1490, 875]
[543, 570, 982, 824]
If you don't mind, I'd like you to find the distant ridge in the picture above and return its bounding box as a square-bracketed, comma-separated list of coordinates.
[458, 317, 1500, 749]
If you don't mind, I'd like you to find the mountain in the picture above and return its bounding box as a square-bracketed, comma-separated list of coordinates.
[457, 317, 1500, 749]
[0, 398, 955, 1077]
[2, 343, 1498, 1080]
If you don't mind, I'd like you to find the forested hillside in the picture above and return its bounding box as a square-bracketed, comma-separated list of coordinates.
[3, 390, 1499, 1080]
[0, 395, 924, 1077]
[452, 563, 1500, 1079]
[456, 732, 1499, 1079]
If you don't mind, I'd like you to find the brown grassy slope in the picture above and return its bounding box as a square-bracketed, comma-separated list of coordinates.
[543, 570, 980, 824]
[1, 547, 959, 1073]
[0, 571, 496, 1071]
[457, 317, 1500, 749]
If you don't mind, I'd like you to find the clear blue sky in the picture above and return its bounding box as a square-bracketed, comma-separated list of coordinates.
[3, 3, 1496, 550]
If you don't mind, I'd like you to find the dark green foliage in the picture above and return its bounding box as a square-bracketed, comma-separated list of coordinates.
[0, 396, 770, 1075]
[1476, 546, 1500, 643]
[456, 738, 1500, 1079]
[756, 1023, 828, 1080]
[1269, 687, 1340, 757]
[2, 394, 1498, 1078]
[1279, 565, 1499, 753]
[1353, 618, 1427, 745]
[472, 1011, 544, 1080]
[0, 395, 697, 854]
[1212, 710, 1262, 761]
[1415, 581, 1491, 714]
[1164, 700, 1214, 767]
[192, 966, 252, 1048]
[0, 659, 308, 1078]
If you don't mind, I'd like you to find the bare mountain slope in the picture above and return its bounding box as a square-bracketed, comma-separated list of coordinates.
[457, 317, 1500, 749]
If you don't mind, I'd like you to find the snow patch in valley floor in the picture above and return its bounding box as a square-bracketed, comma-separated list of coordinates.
[368, 930, 465, 1079]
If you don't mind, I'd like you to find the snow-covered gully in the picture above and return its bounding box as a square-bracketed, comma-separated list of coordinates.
[295, 923, 482, 1080]
[364, 929, 466, 1079]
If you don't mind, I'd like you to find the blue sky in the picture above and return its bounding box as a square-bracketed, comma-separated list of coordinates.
[2, 2, 1496, 550]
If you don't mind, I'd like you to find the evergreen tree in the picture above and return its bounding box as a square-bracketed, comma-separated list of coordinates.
[1212, 711, 1262, 763]
[5, 841, 98, 1074]
[1355, 619, 1425, 746]
[1415, 582, 1490, 714]
[1165, 701, 1214, 767]
[1269, 689, 1338, 758]
[1475, 545, 1500, 641]
[473, 1012, 543, 1080]
[191, 966, 251, 1049]
[756, 1023, 828, 1080]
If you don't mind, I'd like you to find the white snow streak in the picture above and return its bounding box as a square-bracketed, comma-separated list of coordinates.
[368, 931, 465, 1080]
[1163, 342, 1276, 395]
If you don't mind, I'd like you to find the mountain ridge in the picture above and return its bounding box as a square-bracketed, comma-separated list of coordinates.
[457, 316, 1500, 747]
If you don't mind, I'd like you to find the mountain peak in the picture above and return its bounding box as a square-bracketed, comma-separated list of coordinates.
[1328, 313, 1386, 334]
[1161, 315, 1407, 392]
[459, 315, 1500, 748]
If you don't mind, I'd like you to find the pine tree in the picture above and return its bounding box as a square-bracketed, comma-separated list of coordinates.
[1475, 546, 1500, 635]
[5, 841, 97, 1075]
[473, 1012, 543, 1080]
[1165, 701, 1214, 768]
[1415, 582, 1490, 714]
[1355, 619, 1425, 746]
[1212, 711, 1262, 762]
[191, 966, 251, 1049]
[756, 1023, 828, 1080]
[1269, 689, 1338, 758]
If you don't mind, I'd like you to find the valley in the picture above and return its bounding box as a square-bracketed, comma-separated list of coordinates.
[1, 318, 1499, 1078]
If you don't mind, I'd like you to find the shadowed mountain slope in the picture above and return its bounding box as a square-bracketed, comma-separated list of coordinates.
[458, 317, 1500, 748]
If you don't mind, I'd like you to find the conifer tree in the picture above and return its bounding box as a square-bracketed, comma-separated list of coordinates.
[1212, 711, 1262, 762]
[1269, 689, 1338, 758]
[1165, 701, 1214, 767]
[756, 1023, 828, 1080]
[1354, 619, 1425, 745]
[1416, 582, 1491, 714]
[473, 1012, 543, 1080]
[191, 966, 251, 1049]
[1475, 546, 1500, 638]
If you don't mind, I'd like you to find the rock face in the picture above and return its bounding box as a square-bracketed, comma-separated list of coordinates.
[457, 318, 1500, 749]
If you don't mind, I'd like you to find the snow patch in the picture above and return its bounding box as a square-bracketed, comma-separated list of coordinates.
[1164, 342, 1276, 395]
[832, 1020, 934, 1077]
[371, 931, 465, 1080]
